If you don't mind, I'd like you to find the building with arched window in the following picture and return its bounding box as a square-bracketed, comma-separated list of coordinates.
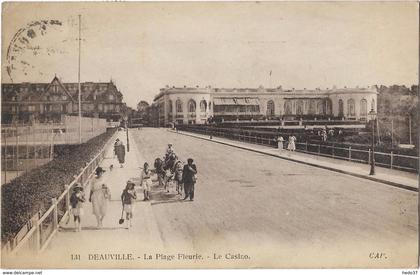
[152, 85, 377, 126]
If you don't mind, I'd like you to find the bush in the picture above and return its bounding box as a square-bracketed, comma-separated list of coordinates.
[1, 129, 116, 243]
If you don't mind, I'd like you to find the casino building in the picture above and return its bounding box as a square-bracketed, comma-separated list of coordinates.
[152, 85, 378, 126]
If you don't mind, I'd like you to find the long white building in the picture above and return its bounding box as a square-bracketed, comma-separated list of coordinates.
[152, 85, 378, 126]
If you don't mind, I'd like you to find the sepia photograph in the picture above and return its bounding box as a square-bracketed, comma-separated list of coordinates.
[0, 1, 418, 270]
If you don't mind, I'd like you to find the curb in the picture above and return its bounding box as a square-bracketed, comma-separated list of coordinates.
[170, 129, 418, 193]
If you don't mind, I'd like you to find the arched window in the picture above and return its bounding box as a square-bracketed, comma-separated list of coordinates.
[326, 99, 332, 115]
[176, 99, 183, 113]
[284, 101, 292, 115]
[296, 100, 303, 115]
[266, 100, 275, 116]
[347, 99, 355, 116]
[338, 99, 344, 116]
[360, 99, 367, 116]
[308, 100, 316, 115]
[200, 100, 207, 112]
[371, 99, 375, 111]
[188, 99, 196, 113]
[317, 100, 325, 115]
[168, 100, 173, 113]
[209, 102, 211, 110]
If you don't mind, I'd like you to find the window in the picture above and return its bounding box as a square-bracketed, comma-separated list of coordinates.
[317, 101, 325, 115]
[284, 101, 292, 115]
[168, 100, 173, 113]
[28, 105, 36, 112]
[308, 100, 316, 115]
[296, 100, 303, 115]
[360, 99, 367, 116]
[326, 99, 332, 115]
[371, 99, 375, 111]
[176, 99, 183, 113]
[347, 99, 355, 116]
[200, 100, 207, 113]
[338, 99, 344, 116]
[188, 100, 196, 113]
[267, 100, 275, 116]
[109, 94, 114, 101]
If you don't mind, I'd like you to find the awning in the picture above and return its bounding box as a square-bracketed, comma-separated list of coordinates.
[213, 97, 260, 106]
[213, 98, 237, 105]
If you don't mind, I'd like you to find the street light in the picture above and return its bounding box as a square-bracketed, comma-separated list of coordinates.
[124, 115, 130, 152]
[368, 108, 377, 175]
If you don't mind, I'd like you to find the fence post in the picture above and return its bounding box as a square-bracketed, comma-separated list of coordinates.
[332, 143, 335, 157]
[65, 184, 70, 213]
[52, 198, 58, 230]
[368, 149, 371, 164]
[318, 144, 320, 155]
[305, 141, 308, 152]
[349, 146, 352, 161]
[35, 220, 41, 252]
[390, 151, 394, 169]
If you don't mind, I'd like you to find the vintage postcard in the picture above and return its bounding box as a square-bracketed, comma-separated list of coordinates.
[1, 1, 418, 269]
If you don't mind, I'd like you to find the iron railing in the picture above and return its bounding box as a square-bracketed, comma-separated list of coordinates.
[3, 131, 116, 256]
[178, 126, 418, 173]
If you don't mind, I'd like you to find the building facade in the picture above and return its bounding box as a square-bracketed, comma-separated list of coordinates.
[153, 85, 378, 126]
[1, 76, 126, 124]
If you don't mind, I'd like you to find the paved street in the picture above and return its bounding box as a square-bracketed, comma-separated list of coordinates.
[133, 128, 417, 267]
[9, 127, 417, 268]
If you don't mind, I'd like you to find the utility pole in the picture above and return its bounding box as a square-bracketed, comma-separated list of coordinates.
[391, 119, 394, 147]
[409, 114, 412, 145]
[78, 14, 82, 144]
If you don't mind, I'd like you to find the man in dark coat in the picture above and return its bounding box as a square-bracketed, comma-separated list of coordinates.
[115, 140, 126, 168]
[182, 158, 197, 201]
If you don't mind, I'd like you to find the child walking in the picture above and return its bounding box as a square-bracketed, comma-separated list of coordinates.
[70, 183, 85, 232]
[140, 162, 153, 201]
[121, 180, 137, 228]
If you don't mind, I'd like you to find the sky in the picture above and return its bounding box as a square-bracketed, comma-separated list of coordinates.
[2, 2, 418, 108]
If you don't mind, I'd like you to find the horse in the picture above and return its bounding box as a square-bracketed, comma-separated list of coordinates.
[173, 160, 184, 195]
[154, 158, 166, 187]
[154, 153, 179, 192]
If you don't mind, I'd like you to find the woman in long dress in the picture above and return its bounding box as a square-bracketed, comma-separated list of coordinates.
[277, 136, 284, 153]
[89, 167, 111, 228]
[287, 135, 296, 151]
[115, 141, 126, 168]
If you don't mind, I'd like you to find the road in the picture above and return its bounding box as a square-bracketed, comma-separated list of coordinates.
[7, 128, 416, 268]
[133, 128, 417, 268]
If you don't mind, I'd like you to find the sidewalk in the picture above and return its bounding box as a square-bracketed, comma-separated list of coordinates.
[172, 129, 418, 192]
[37, 129, 164, 268]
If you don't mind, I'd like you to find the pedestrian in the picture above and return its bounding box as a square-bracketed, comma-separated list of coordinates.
[277, 135, 284, 152]
[113, 138, 120, 159]
[89, 167, 110, 228]
[115, 140, 126, 168]
[287, 135, 296, 151]
[70, 183, 85, 232]
[140, 162, 153, 201]
[182, 158, 197, 201]
[121, 180, 137, 228]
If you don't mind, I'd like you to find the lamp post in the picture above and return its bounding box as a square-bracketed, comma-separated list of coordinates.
[124, 115, 130, 152]
[368, 109, 377, 175]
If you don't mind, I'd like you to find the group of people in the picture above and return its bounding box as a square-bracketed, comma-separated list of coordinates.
[276, 135, 297, 152]
[69, 167, 111, 231]
[69, 140, 198, 231]
[161, 144, 198, 200]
